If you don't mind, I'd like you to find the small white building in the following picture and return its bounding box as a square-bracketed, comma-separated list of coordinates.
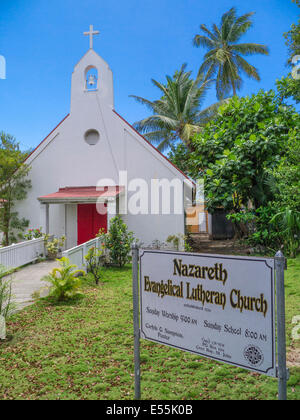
[15, 27, 193, 250]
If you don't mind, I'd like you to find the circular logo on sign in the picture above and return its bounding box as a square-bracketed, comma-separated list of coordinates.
[243, 345, 264, 367]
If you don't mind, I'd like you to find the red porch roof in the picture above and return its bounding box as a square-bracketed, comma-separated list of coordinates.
[39, 186, 124, 203]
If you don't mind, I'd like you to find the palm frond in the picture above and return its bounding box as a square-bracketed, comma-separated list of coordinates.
[134, 114, 178, 133]
[198, 55, 219, 77]
[228, 12, 255, 42]
[212, 23, 222, 40]
[156, 138, 173, 153]
[234, 55, 260, 81]
[193, 35, 215, 49]
[198, 24, 219, 42]
[231, 42, 269, 56]
[221, 7, 237, 41]
[143, 129, 174, 146]
[196, 98, 228, 123]
[129, 95, 156, 112]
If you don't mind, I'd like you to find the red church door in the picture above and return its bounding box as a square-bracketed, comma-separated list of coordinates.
[77, 204, 107, 245]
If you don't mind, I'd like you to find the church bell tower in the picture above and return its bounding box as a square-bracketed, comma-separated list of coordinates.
[70, 25, 114, 114]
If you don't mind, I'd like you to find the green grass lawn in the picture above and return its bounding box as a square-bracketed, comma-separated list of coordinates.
[0, 258, 299, 400]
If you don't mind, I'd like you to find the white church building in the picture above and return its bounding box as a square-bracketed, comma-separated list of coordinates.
[15, 26, 193, 250]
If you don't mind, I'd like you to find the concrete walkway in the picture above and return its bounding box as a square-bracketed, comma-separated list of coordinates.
[6, 260, 60, 311]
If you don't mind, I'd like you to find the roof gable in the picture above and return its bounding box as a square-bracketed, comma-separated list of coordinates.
[113, 110, 191, 182]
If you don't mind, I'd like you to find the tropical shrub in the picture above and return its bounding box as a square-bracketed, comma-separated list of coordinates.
[231, 206, 281, 252]
[44, 235, 66, 260]
[0, 265, 16, 340]
[272, 129, 300, 212]
[166, 234, 193, 252]
[84, 246, 104, 285]
[98, 216, 135, 267]
[271, 208, 300, 258]
[242, 129, 300, 257]
[166, 234, 182, 250]
[24, 227, 44, 241]
[43, 257, 84, 301]
[148, 239, 167, 250]
[228, 205, 300, 257]
[226, 210, 257, 240]
[168, 143, 193, 177]
[0, 266, 15, 317]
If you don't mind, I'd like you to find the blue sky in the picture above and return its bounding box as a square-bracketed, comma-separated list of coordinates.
[0, 0, 298, 151]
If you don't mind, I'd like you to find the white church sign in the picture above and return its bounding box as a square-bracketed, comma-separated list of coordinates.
[139, 250, 276, 377]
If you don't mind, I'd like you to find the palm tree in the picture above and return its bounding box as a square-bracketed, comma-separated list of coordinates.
[193, 7, 269, 99]
[130, 64, 224, 152]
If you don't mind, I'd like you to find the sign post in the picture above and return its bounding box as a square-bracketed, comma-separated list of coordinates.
[133, 247, 287, 400]
[275, 250, 288, 401]
[132, 242, 141, 400]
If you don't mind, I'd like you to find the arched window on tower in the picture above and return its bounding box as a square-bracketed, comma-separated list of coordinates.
[85, 66, 98, 91]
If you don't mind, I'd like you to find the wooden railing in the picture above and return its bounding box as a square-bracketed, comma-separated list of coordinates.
[62, 238, 102, 271]
[0, 238, 45, 272]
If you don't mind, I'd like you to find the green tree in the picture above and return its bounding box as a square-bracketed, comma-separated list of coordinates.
[0, 132, 31, 245]
[188, 91, 299, 215]
[130, 64, 224, 152]
[277, 76, 300, 104]
[284, 6, 300, 65]
[168, 143, 192, 177]
[193, 7, 269, 99]
[98, 216, 134, 267]
[277, 2, 300, 104]
[272, 129, 300, 211]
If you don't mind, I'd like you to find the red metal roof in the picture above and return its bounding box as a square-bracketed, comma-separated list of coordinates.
[39, 186, 124, 203]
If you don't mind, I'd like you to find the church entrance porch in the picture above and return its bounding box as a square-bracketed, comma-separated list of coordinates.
[38, 186, 124, 249]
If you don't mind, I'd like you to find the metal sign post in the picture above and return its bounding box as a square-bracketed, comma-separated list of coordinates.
[132, 243, 141, 400]
[275, 250, 288, 401]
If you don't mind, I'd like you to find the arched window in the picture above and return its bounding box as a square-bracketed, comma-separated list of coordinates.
[85, 66, 98, 91]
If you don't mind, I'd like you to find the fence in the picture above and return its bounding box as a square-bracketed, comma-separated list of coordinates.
[0, 238, 45, 272]
[62, 237, 102, 271]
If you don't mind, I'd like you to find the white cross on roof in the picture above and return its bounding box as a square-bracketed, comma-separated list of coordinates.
[84, 25, 100, 50]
